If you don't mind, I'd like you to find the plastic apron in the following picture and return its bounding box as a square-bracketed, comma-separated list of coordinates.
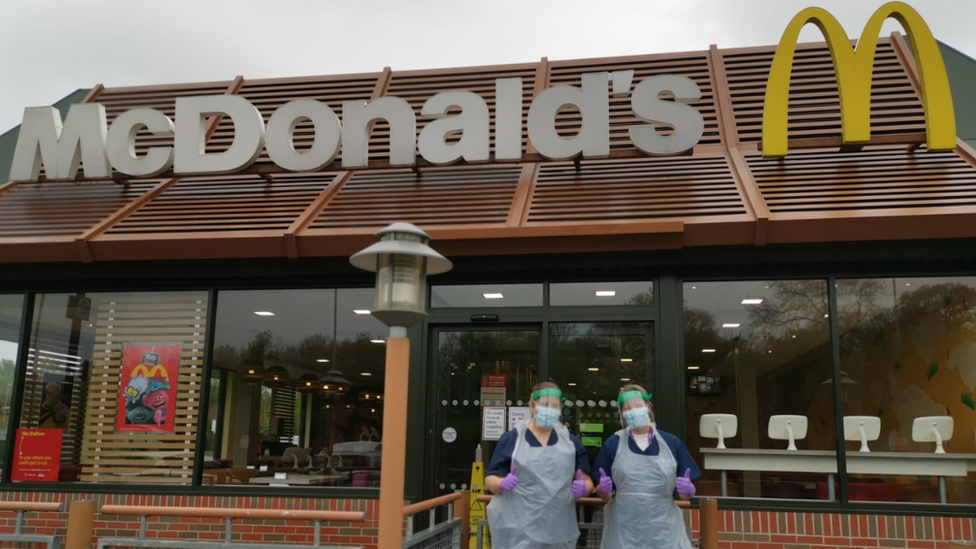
[486, 421, 580, 549]
[600, 428, 692, 549]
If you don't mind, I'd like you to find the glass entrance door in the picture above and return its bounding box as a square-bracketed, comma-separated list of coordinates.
[428, 328, 540, 495]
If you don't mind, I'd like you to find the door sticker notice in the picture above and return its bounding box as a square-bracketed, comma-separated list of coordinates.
[508, 407, 531, 431]
[12, 428, 62, 482]
[482, 407, 507, 441]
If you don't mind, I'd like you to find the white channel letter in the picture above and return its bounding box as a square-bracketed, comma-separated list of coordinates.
[265, 100, 342, 172]
[418, 91, 490, 165]
[106, 108, 175, 178]
[10, 104, 110, 181]
[494, 78, 523, 161]
[526, 71, 610, 160]
[629, 74, 704, 156]
[341, 97, 417, 168]
[174, 95, 265, 175]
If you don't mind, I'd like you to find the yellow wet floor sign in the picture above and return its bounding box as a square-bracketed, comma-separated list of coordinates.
[469, 461, 489, 549]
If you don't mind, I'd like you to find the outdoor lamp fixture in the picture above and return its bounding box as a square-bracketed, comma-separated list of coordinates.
[349, 222, 452, 549]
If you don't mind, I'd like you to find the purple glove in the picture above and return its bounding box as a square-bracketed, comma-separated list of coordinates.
[675, 468, 696, 498]
[500, 466, 519, 492]
[598, 468, 613, 494]
[571, 470, 588, 499]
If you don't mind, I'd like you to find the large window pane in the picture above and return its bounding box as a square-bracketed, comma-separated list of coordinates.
[839, 277, 976, 504]
[549, 282, 654, 307]
[206, 289, 336, 486]
[18, 292, 208, 484]
[684, 281, 833, 500]
[430, 284, 543, 308]
[0, 294, 25, 477]
[549, 322, 652, 446]
[206, 288, 388, 488]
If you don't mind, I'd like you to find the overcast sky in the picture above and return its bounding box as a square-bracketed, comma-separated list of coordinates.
[1, 0, 974, 132]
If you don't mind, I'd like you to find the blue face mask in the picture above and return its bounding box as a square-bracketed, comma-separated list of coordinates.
[534, 406, 561, 428]
[622, 407, 651, 429]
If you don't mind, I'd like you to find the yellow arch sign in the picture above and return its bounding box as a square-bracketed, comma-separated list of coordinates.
[132, 364, 169, 378]
[762, 1, 955, 158]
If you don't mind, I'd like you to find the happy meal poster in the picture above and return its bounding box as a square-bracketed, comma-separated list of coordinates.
[116, 344, 180, 433]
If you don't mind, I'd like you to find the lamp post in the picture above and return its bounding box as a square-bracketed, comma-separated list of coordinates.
[350, 222, 451, 549]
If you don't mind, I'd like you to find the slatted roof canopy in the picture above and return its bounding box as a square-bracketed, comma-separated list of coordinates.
[1, 32, 975, 264]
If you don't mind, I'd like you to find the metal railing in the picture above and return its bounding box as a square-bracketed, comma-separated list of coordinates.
[97, 505, 365, 549]
[0, 501, 65, 549]
[473, 495, 713, 549]
[402, 493, 464, 549]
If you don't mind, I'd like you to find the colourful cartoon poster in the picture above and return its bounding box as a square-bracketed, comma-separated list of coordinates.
[117, 344, 180, 433]
[12, 428, 62, 482]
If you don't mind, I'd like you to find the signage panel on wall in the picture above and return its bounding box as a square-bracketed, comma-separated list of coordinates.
[117, 343, 181, 433]
[12, 428, 63, 482]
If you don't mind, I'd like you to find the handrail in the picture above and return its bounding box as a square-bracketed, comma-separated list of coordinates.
[0, 502, 64, 512]
[402, 492, 464, 517]
[476, 494, 690, 508]
[100, 505, 364, 522]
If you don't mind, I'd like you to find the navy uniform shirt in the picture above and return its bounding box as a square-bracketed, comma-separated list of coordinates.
[486, 428, 591, 478]
[592, 428, 701, 492]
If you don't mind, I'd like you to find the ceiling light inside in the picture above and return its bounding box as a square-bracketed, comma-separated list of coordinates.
[568, 382, 577, 386]
[620, 358, 633, 363]
[483, 293, 504, 299]
[687, 366, 701, 371]
[741, 299, 763, 305]
[371, 339, 386, 344]
[588, 367, 600, 372]
[353, 309, 371, 315]
[620, 378, 631, 382]
[361, 372, 372, 376]
[254, 311, 275, 316]
[316, 359, 330, 363]
[722, 323, 740, 328]
[702, 348, 717, 353]
[595, 290, 616, 297]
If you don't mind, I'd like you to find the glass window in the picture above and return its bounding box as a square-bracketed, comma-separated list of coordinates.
[18, 291, 208, 484]
[549, 282, 654, 307]
[838, 277, 976, 504]
[683, 281, 834, 500]
[0, 294, 25, 476]
[205, 288, 388, 488]
[430, 284, 543, 308]
[206, 289, 336, 486]
[549, 322, 652, 445]
[430, 329, 539, 495]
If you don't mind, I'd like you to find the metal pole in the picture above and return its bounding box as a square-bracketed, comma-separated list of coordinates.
[377, 328, 411, 549]
[827, 278, 850, 504]
[939, 476, 948, 503]
[720, 471, 728, 497]
[224, 518, 233, 542]
[14, 511, 23, 535]
[428, 509, 435, 531]
[699, 499, 719, 549]
[313, 521, 321, 547]
[139, 516, 147, 539]
[828, 473, 836, 501]
[476, 521, 484, 549]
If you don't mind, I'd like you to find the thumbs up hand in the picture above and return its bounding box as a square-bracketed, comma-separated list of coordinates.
[675, 468, 696, 498]
[500, 465, 519, 492]
[571, 469, 588, 499]
[598, 468, 614, 495]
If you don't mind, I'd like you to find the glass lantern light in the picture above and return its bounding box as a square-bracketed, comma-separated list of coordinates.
[297, 373, 320, 393]
[349, 223, 452, 329]
[263, 366, 290, 388]
[319, 369, 350, 396]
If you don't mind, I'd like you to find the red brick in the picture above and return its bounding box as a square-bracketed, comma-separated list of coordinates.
[731, 543, 758, 549]
[285, 534, 309, 543]
[157, 531, 178, 539]
[825, 537, 851, 546]
[908, 541, 936, 549]
[771, 535, 797, 543]
[799, 536, 825, 544]
[241, 534, 263, 541]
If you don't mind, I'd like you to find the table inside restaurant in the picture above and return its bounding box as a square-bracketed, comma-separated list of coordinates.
[700, 448, 976, 503]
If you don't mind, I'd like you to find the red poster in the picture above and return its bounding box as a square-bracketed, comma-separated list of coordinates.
[117, 344, 180, 433]
[481, 374, 507, 388]
[12, 428, 62, 482]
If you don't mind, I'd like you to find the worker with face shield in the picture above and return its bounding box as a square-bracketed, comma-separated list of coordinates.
[593, 385, 701, 549]
[485, 382, 593, 549]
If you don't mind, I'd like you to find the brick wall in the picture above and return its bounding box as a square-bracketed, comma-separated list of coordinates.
[686, 509, 976, 549]
[0, 492, 379, 549]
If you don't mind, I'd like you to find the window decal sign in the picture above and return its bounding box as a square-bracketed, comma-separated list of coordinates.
[117, 343, 180, 433]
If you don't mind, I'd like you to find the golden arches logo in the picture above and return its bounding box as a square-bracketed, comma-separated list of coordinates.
[762, 1, 955, 158]
[132, 364, 169, 378]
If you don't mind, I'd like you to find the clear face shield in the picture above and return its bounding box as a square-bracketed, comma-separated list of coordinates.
[618, 390, 653, 429]
[531, 388, 564, 428]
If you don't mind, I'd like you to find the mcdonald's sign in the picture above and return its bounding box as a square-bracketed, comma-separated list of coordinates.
[131, 363, 169, 379]
[762, 1, 956, 158]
